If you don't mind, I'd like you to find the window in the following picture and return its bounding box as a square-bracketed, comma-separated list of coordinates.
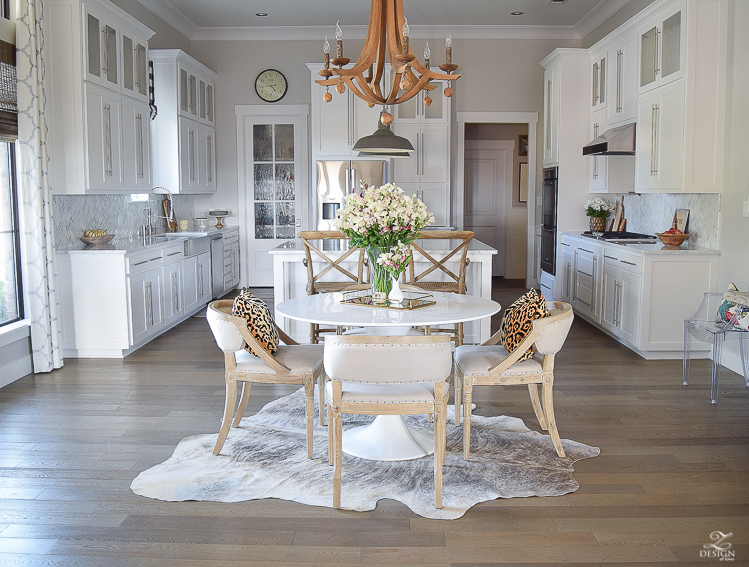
[0, 142, 21, 326]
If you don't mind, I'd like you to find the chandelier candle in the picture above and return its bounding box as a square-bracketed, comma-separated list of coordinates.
[402, 18, 409, 54]
[445, 33, 452, 65]
[323, 36, 330, 70]
[335, 21, 343, 58]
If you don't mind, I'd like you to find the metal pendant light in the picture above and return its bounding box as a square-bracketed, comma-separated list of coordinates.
[353, 110, 414, 157]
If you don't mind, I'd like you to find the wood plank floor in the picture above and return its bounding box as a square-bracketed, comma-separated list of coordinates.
[1, 279, 748, 566]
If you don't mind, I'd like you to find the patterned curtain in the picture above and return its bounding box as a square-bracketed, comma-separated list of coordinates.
[15, 0, 63, 372]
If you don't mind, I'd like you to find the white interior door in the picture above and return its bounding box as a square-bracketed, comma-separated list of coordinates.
[463, 140, 514, 276]
[237, 106, 309, 287]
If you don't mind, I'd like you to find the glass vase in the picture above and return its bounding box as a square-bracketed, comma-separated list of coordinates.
[367, 246, 392, 303]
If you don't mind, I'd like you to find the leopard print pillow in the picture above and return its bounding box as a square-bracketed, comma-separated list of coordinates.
[231, 288, 280, 356]
[499, 289, 549, 361]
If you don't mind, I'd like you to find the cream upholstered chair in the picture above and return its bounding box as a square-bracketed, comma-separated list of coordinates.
[323, 335, 453, 509]
[206, 300, 325, 458]
[298, 231, 366, 344]
[454, 301, 573, 459]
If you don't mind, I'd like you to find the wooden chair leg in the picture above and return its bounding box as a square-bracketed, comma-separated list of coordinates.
[428, 413, 433, 423]
[214, 377, 237, 455]
[332, 382, 343, 508]
[318, 373, 326, 426]
[304, 378, 315, 459]
[462, 382, 473, 460]
[454, 371, 463, 425]
[327, 403, 333, 466]
[333, 410, 343, 508]
[542, 379, 565, 458]
[231, 381, 251, 427]
[527, 383, 548, 431]
[310, 323, 318, 344]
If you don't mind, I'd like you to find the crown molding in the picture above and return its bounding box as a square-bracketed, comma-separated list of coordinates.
[135, 0, 197, 39]
[192, 23, 582, 42]
[575, 0, 633, 39]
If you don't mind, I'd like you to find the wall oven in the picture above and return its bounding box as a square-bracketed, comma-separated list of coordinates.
[540, 167, 558, 275]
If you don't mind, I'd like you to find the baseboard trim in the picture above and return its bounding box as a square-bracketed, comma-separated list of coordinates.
[0, 356, 33, 387]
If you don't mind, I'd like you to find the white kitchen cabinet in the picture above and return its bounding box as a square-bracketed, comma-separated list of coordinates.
[183, 251, 212, 313]
[588, 0, 727, 194]
[84, 3, 119, 91]
[162, 257, 184, 326]
[307, 63, 385, 158]
[129, 267, 164, 346]
[559, 233, 719, 359]
[222, 229, 241, 292]
[590, 51, 607, 111]
[601, 253, 642, 346]
[635, 79, 684, 191]
[120, 27, 148, 102]
[45, 0, 154, 195]
[572, 241, 603, 324]
[542, 60, 560, 166]
[56, 238, 219, 358]
[558, 237, 574, 304]
[588, 110, 607, 193]
[85, 83, 123, 192]
[150, 50, 218, 194]
[391, 87, 451, 227]
[607, 33, 638, 125]
[638, 0, 685, 94]
[121, 96, 151, 191]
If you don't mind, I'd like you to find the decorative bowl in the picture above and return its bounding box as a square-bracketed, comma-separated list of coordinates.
[656, 232, 689, 246]
[80, 234, 115, 245]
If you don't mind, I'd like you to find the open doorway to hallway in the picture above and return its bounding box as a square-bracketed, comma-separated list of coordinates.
[463, 123, 528, 280]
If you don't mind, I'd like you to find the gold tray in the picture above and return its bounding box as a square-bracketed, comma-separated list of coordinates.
[341, 289, 436, 310]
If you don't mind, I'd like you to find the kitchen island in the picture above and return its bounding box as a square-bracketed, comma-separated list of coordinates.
[269, 238, 497, 344]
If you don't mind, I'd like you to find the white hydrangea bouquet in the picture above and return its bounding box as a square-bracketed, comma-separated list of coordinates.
[584, 197, 616, 218]
[336, 182, 434, 298]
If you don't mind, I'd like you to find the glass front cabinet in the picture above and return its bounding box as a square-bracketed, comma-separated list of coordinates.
[637, 0, 685, 94]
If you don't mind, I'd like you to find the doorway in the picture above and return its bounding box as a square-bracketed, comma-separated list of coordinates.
[456, 112, 538, 288]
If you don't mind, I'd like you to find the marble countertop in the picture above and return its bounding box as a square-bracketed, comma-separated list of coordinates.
[270, 238, 497, 255]
[56, 226, 239, 255]
[563, 232, 720, 255]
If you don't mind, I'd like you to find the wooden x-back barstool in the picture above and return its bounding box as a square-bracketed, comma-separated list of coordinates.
[406, 230, 474, 345]
[298, 231, 367, 344]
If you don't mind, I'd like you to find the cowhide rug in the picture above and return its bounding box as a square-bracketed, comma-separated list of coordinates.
[131, 388, 599, 520]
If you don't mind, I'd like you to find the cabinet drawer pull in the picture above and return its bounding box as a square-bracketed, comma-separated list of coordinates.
[621, 260, 636, 266]
[167, 251, 181, 256]
[133, 257, 160, 266]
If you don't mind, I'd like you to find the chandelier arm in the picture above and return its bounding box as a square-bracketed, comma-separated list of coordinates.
[315, 77, 342, 87]
[390, 75, 431, 105]
[346, 76, 385, 105]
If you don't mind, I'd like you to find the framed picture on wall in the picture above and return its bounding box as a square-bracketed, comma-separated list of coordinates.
[518, 162, 528, 203]
[518, 134, 528, 157]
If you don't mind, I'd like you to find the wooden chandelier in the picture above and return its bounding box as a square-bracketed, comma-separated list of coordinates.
[316, 0, 461, 107]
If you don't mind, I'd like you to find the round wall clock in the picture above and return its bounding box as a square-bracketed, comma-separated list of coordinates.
[255, 69, 288, 103]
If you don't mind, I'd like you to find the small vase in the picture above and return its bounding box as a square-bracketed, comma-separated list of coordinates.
[367, 246, 392, 304]
[589, 216, 607, 232]
[388, 277, 404, 304]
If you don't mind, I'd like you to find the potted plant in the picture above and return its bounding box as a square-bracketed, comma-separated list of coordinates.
[584, 198, 616, 232]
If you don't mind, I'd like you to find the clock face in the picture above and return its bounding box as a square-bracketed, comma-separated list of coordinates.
[255, 69, 288, 103]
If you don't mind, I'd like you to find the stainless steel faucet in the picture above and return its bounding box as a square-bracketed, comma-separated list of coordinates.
[143, 186, 175, 236]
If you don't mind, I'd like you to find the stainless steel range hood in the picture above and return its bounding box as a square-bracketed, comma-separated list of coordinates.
[583, 123, 636, 156]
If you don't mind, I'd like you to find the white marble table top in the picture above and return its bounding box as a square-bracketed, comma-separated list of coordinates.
[276, 291, 501, 328]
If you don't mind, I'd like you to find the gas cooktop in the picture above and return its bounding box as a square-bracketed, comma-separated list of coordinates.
[581, 231, 658, 243]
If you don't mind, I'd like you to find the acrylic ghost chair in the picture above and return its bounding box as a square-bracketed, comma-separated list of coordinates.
[206, 300, 325, 458]
[683, 291, 749, 403]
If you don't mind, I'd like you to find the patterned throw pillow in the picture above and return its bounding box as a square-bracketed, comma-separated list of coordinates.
[716, 283, 749, 330]
[231, 288, 280, 356]
[499, 289, 550, 361]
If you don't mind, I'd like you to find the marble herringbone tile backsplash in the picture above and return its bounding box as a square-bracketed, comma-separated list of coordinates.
[53, 194, 196, 249]
[613, 192, 720, 249]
